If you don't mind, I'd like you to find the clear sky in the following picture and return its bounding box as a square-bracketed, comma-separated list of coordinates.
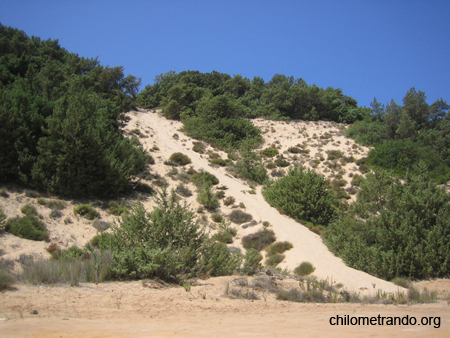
[1, 0, 449, 107]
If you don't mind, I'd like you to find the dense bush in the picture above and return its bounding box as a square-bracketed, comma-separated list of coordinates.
[261, 147, 279, 157]
[266, 241, 293, 256]
[5, 215, 49, 241]
[263, 167, 336, 226]
[167, 152, 192, 166]
[324, 168, 450, 280]
[242, 229, 276, 251]
[228, 209, 253, 224]
[192, 171, 219, 187]
[198, 241, 241, 276]
[197, 185, 220, 211]
[0, 24, 148, 198]
[241, 249, 263, 275]
[265, 253, 285, 267]
[109, 190, 206, 282]
[294, 262, 315, 276]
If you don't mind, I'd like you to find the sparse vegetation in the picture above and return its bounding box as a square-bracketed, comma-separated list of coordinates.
[242, 229, 276, 251]
[228, 209, 252, 224]
[223, 196, 235, 206]
[73, 204, 100, 220]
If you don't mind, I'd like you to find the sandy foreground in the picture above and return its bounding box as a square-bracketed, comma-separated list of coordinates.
[1, 277, 449, 338]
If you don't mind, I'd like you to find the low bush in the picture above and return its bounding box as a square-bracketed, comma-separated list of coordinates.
[108, 201, 129, 216]
[275, 158, 290, 167]
[294, 262, 315, 276]
[228, 209, 252, 224]
[199, 241, 241, 276]
[197, 185, 220, 211]
[20, 204, 38, 216]
[211, 213, 223, 223]
[327, 150, 343, 160]
[192, 141, 206, 153]
[266, 241, 293, 256]
[192, 171, 219, 187]
[242, 229, 276, 251]
[351, 174, 363, 186]
[0, 264, 16, 290]
[73, 204, 100, 220]
[391, 277, 412, 289]
[167, 152, 192, 166]
[0, 188, 9, 198]
[5, 215, 49, 241]
[265, 253, 285, 267]
[261, 147, 279, 157]
[209, 158, 228, 167]
[134, 182, 154, 194]
[241, 248, 263, 275]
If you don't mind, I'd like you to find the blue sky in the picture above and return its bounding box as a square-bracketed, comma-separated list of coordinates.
[1, 0, 449, 107]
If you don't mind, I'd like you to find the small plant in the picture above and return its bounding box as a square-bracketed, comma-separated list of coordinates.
[197, 185, 219, 211]
[266, 241, 293, 256]
[294, 262, 315, 276]
[192, 171, 219, 187]
[209, 158, 227, 167]
[275, 158, 290, 168]
[271, 169, 284, 177]
[215, 190, 225, 199]
[108, 201, 129, 216]
[239, 202, 246, 209]
[266, 161, 277, 169]
[20, 204, 38, 216]
[391, 277, 412, 289]
[175, 183, 193, 197]
[265, 253, 285, 267]
[5, 215, 49, 241]
[241, 249, 263, 275]
[192, 141, 206, 153]
[223, 196, 235, 206]
[228, 209, 252, 224]
[172, 133, 179, 140]
[211, 213, 223, 223]
[25, 189, 40, 198]
[0, 264, 16, 291]
[73, 204, 100, 220]
[135, 182, 154, 194]
[167, 152, 191, 166]
[93, 220, 111, 232]
[261, 147, 279, 157]
[327, 150, 343, 160]
[242, 229, 276, 251]
[351, 174, 363, 186]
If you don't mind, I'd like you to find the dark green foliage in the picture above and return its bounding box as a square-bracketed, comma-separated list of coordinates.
[198, 241, 241, 276]
[192, 141, 206, 153]
[236, 141, 268, 184]
[20, 204, 38, 216]
[192, 171, 219, 187]
[212, 220, 237, 244]
[324, 168, 450, 280]
[294, 262, 315, 276]
[5, 215, 48, 241]
[367, 139, 450, 183]
[242, 229, 276, 251]
[109, 190, 206, 282]
[0, 24, 147, 197]
[167, 152, 192, 166]
[209, 158, 228, 167]
[228, 209, 252, 224]
[274, 157, 290, 168]
[211, 213, 223, 223]
[73, 204, 100, 220]
[261, 147, 279, 157]
[263, 167, 336, 226]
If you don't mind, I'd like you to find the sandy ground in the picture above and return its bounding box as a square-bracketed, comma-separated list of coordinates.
[1, 277, 449, 338]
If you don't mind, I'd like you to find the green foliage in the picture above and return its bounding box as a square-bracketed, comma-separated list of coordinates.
[175, 183, 192, 197]
[241, 248, 263, 275]
[242, 229, 276, 251]
[261, 147, 279, 157]
[294, 262, 315, 276]
[197, 185, 220, 211]
[0, 207, 6, 224]
[0, 264, 16, 290]
[73, 204, 100, 220]
[109, 190, 206, 282]
[0, 24, 146, 197]
[198, 240, 242, 276]
[192, 141, 206, 153]
[107, 201, 129, 216]
[324, 168, 450, 280]
[167, 152, 192, 166]
[265, 253, 285, 267]
[236, 141, 268, 184]
[263, 166, 336, 226]
[266, 241, 293, 256]
[20, 204, 38, 216]
[192, 171, 219, 187]
[209, 158, 228, 167]
[5, 215, 48, 241]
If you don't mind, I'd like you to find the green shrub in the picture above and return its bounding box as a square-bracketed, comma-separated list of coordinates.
[192, 141, 206, 153]
[261, 147, 279, 157]
[108, 201, 129, 216]
[391, 277, 412, 289]
[73, 204, 100, 220]
[228, 209, 252, 224]
[288, 146, 301, 154]
[209, 158, 228, 167]
[294, 262, 315, 276]
[25, 190, 41, 198]
[266, 241, 293, 256]
[211, 213, 223, 223]
[199, 241, 242, 276]
[324, 169, 450, 280]
[0, 188, 9, 198]
[242, 229, 276, 251]
[263, 167, 336, 226]
[241, 248, 263, 275]
[192, 171, 219, 187]
[20, 204, 38, 216]
[265, 253, 285, 267]
[213, 220, 237, 244]
[266, 161, 277, 169]
[197, 185, 220, 211]
[135, 182, 154, 194]
[167, 152, 192, 166]
[5, 215, 49, 241]
[327, 150, 343, 160]
[275, 158, 290, 167]
[351, 174, 363, 186]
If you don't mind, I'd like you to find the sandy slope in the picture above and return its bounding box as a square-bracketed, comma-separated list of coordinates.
[121, 109, 399, 294]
